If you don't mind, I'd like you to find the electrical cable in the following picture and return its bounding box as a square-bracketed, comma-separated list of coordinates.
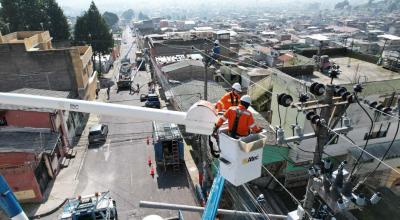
[355, 112, 400, 189]
[349, 93, 375, 178]
[192, 46, 276, 96]
[277, 95, 282, 127]
[322, 123, 400, 175]
[157, 42, 276, 97]
[261, 165, 313, 219]
[243, 184, 272, 220]
[359, 101, 400, 120]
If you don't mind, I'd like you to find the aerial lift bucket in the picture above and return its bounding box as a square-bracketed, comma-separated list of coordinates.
[218, 129, 267, 186]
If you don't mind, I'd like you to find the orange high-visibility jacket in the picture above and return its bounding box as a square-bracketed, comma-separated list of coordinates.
[216, 105, 260, 137]
[215, 91, 241, 112]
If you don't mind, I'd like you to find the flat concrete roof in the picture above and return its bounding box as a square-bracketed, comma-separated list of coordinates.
[378, 34, 400, 40]
[307, 34, 329, 41]
[311, 57, 400, 85]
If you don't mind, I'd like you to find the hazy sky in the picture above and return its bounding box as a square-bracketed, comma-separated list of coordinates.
[55, 0, 369, 14]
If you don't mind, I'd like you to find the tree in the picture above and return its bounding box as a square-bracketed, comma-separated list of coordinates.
[103, 11, 119, 27]
[138, 11, 149, 20]
[0, 0, 70, 40]
[74, 1, 113, 73]
[0, 0, 23, 32]
[121, 9, 134, 20]
[19, 0, 47, 30]
[42, 0, 70, 40]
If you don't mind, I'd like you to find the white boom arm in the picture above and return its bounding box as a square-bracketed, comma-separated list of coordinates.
[0, 93, 216, 135]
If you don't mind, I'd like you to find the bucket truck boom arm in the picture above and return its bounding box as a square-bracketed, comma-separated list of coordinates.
[0, 93, 216, 135]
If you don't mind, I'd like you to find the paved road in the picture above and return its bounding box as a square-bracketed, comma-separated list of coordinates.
[74, 27, 199, 220]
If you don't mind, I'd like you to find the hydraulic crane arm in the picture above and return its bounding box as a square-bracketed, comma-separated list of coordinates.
[0, 93, 217, 135]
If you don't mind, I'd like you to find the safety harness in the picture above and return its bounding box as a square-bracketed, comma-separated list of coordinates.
[229, 92, 239, 106]
[230, 108, 243, 139]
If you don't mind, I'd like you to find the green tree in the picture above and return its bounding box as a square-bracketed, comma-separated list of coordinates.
[0, 0, 22, 32]
[0, 0, 70, 40]
[42, 0, 70, 40]
[19, 0, 47, 30]
[103, 11, 119, 27]
[121, 9, 134, 20]
[74, 1, 113, 73]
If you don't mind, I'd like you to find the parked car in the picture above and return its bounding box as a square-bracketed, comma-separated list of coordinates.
[88, 124, 109, 145]
[140, 94, 161, 109]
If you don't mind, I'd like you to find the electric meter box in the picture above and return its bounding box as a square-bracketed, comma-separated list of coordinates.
[219, 130, 267, 186]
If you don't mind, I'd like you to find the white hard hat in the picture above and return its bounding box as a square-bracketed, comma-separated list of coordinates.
[241, 95, 251, 105]
[232, 83, 242, 92]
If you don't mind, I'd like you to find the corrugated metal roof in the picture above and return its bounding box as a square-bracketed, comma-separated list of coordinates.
[0, 88, 71, 112]
[0, 130, 60, 153]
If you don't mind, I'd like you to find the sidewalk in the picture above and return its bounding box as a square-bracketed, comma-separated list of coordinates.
[23, 90, 108, 217]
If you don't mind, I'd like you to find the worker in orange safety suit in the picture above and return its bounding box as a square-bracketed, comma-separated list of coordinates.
[214, 95, 262, 139]
[215, 83, 242, 113]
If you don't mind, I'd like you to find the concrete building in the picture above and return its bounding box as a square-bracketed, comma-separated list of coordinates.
[0, 130, 62, 202]
[258, 56, 400, 188]
[0, 88, 86, 203]
[161, 59, 206, 81]
[0, 31, 97, 100]
[347, 141, 400, 195]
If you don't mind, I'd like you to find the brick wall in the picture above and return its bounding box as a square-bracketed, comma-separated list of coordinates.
[0, 45, 77, 96]
[0, 152, 37, 165]
[0, 152, 42, 202]
[5, 111, 52, 128]
[0, 166, 43, 202]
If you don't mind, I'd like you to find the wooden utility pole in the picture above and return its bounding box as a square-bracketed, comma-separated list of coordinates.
[303, 84, 334, 212]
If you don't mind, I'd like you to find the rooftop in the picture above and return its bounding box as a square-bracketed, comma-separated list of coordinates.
[156, 54, 203, 66]
[0, 88, 71, 112]
[310, 57, 400, 85]
[161, 59, 204, 73]
[307, 34, 330, 41]
[167, 80, 226, 111]
[378, 34, 400, 40]
[152, 122, 182, 141]
[0, 130, 60, 153]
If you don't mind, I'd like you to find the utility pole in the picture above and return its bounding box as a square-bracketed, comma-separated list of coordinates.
[201, 46, 211, 193]
[303, 84, 334, 212]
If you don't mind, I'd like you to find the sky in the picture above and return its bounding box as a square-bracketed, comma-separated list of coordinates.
[55, 0, 369, 15]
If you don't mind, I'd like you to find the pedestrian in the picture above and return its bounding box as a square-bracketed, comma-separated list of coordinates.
[95, 88, 99, 99]
[136, 83, 140, 93]
[107, 85, 111, 100]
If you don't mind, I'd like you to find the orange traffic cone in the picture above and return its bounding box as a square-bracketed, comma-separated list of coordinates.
[147, 156, 152, 166]
[150, 166, 155, 178]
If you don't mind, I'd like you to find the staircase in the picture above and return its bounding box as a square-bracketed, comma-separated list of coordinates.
[171, 140, 180, 171]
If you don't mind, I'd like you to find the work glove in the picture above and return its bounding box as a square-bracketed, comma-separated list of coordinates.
[212, 125, 219, 138]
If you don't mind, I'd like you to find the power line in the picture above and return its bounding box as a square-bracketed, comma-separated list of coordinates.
[322, 124, 400, 175]
[243, 184, 272, 220]
[349, 93, 375, 178]
[360, 101, 400, 120]
[261, 165, 312, 218]
[355, 115, 400, 189]
[157, 42, 276, 96]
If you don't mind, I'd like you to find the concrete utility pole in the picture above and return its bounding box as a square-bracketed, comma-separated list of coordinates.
[303, 85, 334, 212]
[201, 46, 211, 191]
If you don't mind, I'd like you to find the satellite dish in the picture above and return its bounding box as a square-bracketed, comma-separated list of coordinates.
[142, 215, 163, 220]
